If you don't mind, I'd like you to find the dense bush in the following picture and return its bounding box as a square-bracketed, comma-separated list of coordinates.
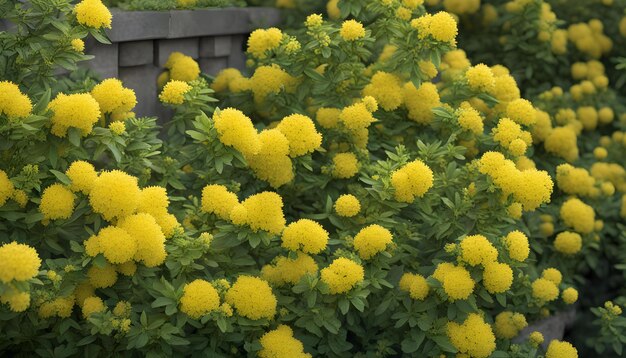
[2, 0, 626, 357]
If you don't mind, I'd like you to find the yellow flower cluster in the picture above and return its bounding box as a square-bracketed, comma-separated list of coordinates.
[213, 108, 261, 157]
[483, 262, 513, 294]
[320, 257, 364, 294]
[89, 170, 140, 220]
[447, 313, 496, 358]
[554, 231, 582, 255]
[247, 129, 294, 187]
[479, 151, 553, 211]
[546, 340, 579, 358]
[159, 80, 191, 105]
[433, 263, 474, 300]
[48, 93, 101, 137]
[466, 64, 495, 93]
[332, 152, 359, 179]
[39, 184, 75, 220]
[399, 273, 429, 300]
[91, 78, 137, 118]
[339, 20, 366, 41]
[362, 71, 404, 111]
[353, 224, 393, 259]
[225, 276, 277, 320]
[568, 20, 612, 59]
[544, 126, 578, 162]
[491, 118, 532, 156]
[506, 98, 536, 126]
[179, 279, 220, 319]
[0, 241, 41, 283]
[562, 287, 578, 304]
[201, 184, 239, 220]
[457, 102, 484, 134]
[38, 295, 75, 318]
[460, 234, 497, 266]
[504, 231, 529, 261]
[443, 0, 479, 14]
[560, 198, 595, 234]
[82, 296, 105, 318]
[403, 82, 441, 124]
[276, 114, 322, 157]
[258, 325, 311, 358]
[0, 170, 13, 206]
[211, 68, 247, 93]
[531, 277, 559, 302]
[281, 219, 329, 254]
[247, 28, 283, 58]
[230, 191, 286, 235]
[556, 164, 597, 197]
[315, 107, 341, 129]
[164, 52, 200, 82]
[334, 194, 361, 217]
[494, 311, 527, 339]
[391, 159, 434, 203]
[262, 253, 318, 286]
[411, 11, 458, 44]
[249, 65, 298, 104]
[0, 81, 32, 118]
[74, 0, 112, 29]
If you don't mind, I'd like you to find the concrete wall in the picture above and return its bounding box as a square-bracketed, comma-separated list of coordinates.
[81, 8, 281, 118]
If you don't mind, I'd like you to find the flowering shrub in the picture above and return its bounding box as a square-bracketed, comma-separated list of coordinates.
[3, 0, 626, 356]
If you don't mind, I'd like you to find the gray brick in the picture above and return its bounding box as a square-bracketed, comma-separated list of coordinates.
[199, 36, 232, 58]
[199, 57, 229, 76]
[155, 38, 199, 67]
[107, 9, 169, 42]
[119, 40, 154, 67]
[227, 35, 246, 71]
[118, 65, 161, 118]
[81, 39, 119, 79]
[243, 7, 282, 30]
[168, 9, 248, 38]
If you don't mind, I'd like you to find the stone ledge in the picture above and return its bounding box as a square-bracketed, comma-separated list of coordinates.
[107, 7, 281, 43]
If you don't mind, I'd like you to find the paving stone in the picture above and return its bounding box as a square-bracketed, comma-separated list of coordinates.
[168, 9, 248, 38]
[118, 64, 161, 117]
[107, 9, 169, 42]
[199, 36, 232, 58]
[200, 57, 229, 76]
[119, 40, 154, 67]
[82, 39, 119, 79]
[155, 38, 199, 66]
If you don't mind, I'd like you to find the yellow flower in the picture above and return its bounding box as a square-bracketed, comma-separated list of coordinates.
[89, 170, 141, 221]
[166, 53, 200, 82]
[201, 184, 239, 220]
[235, 191, 285, 235]
[556, 164, 595, 197]
[259, 325, 311, 358]
[71, 38, 85, 52]
[109, 121, 126, 135]
[545, 340, 578, 358]
[48, 93, 101, 137]
[326, 0, 340, 19]
[276, 114, 322, 157]
[281, 219, 329, 254]
[544, 126, 578, 162]
[531, 278, 559, 302]
[66, 161, 98, 195]
[0, 242, 41, 283]
[353, 224, 393, 259]
[118, 213, 166, 267]
[542, 268, 562, 285]
[362, 71, 404, 111]
[483, 262, 513, 294]
[211, 68, 243, 92]
[459, 234, 497, 266]
[398, 273, 430, 300]
[249, 65, 298, 103]
[82, 296, 105, 318]
[321, 257, 364, 294]
[447, 313, 496, 358]
[334, 194, 361, 217]
[225, 276, 277, 320]
[180, 279, 220, 319]
[412, 12, 458, 44]
[433, 263, 474, 300]
[560, 198, 595, 234]
[0, 81, 32, 118]
[91, 78, 137, 115]
[117, 261, 137, 276]
[305, 14, 323, 28]
[504, 231, 529, 261]
[457, 102, 483, 134]
[554, 231, 582, 255]
[262, 253, 318, 286]
[213, 108, 261, 158]
[494, 311, 527, 339]
[339, 102, 376, 131]
[87, 262, 118, 288]
[391, 159, 434, 203]
[506, 98, 536, 126]
[247, 28, 283, 58]
[246, 129, 294, 188]
[137, 186, 169, 216]
[39, 184, 75, 220]
[159, 80, 191, 105]
[529, 331, 544, 347]
[0, 170, 14, 206]
[97, 226, 137, 264]
[315, 107, 341, 129]
[403, 82, 440, 124]
[562, 287, 578, 304]
[466, 64, 495, 93]
[74, 0, 112, 29]
[340, 20, 366, 41]
[332, 152, 359, 179]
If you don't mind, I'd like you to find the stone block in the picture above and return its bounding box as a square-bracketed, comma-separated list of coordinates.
[155, 38, 199, 67]
[119, 40, 154, 67]
[107, 9, 169, 42]
[199, 36, 232, 58]
[243, 7, 282, 30]
[168, 9, 248, 38]
[199, 57, 228, 76]
[118, 64, 161, 118]
[81, 39, 119, 79]
[227, 35, 246, 71]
